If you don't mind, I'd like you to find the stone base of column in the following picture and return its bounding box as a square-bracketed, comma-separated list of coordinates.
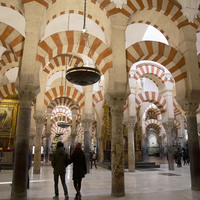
[11, 191, 27, 200]
[33, 168, 40, 174]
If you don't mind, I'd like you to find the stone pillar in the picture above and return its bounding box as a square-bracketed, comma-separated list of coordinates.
[98, 137, 103, 164]
[45, 110, 51, 163]
[44, 134, 50, 163]
[125, 117, 136, 172]
[82, 119, 92, 173]
[163, 119, 175, 171]
[158, 136, 165, 159]
[142, 134, 148, 161]
[107, 95, 125, 197]
[33, 116, 44, 174]
[182, 97, 200, 190]
[11, 90, 35, 200]
[71, 109, 77, 149]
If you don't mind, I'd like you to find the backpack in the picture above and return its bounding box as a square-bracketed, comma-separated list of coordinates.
[92, 153, 96, 160]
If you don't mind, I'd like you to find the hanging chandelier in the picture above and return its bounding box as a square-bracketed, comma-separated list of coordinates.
[57, 121, 70, 128]
[65, 0, 101, 86]
[55, 132, 64, 137]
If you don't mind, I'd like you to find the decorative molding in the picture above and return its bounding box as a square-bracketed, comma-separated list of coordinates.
[162, 119, 174, 134]
[178, 0, 200, 22]
[110, 0, 127, 9]
[82, 119, 92, 131]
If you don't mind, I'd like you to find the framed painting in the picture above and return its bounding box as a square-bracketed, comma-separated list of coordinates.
[0, 106, 13, 131]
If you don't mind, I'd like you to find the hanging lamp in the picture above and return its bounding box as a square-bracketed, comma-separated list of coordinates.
[55, 132, 64, 137]
[65, 0, 101, 86]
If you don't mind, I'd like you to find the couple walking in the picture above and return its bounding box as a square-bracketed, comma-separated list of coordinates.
[51, 142, 87, 200]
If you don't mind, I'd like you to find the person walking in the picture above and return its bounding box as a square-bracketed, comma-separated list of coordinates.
[90, 150, 97, 169]
[51, 141, 69, 200]
[69, 143, 87, 200]
[0, 146, 4, 173]
[27, 148, 32, 189]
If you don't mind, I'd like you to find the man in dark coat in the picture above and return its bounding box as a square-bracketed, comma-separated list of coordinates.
[69, 143, 87, 200]
[51, 141, 69, 200]
[27, 149, 32, 189]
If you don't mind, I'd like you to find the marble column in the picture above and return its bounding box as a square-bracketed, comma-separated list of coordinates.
[33, 116, 44, 174]
[82, 119, 92, 174]
[29, 131, 35, 152]
[71, 109, 77, 149]
[182, 99, 200, 190]
[108, 96, 125, 197]
[158, 136, 165, 159]
[142, 134, 148, 161]
[11, 90, 35, 200]
[163, 119, 174, 171]
[44, 134, 50, 163]
[98, 137, 104, 164]
[125, 117, 136, 172]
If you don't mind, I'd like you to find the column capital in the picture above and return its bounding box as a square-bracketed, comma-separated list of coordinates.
[82, 119, 92, 131]
[125, 116, 136, 131]
[45, 132, 51, 137]
[162, 119, 174, 134]
[179, 91, 200, 117]
[105, 93, 126, 111]
[17, 88, 37, 108]
[34, 116, 45, 125]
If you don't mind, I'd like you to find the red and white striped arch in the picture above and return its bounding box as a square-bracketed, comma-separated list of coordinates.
[145, 119, 162, 132]
[46, 7, 107, 34]
[99, 0, 199, 29]
[51, 116, 72, 125]
[126, 41, 186, 83]
[44, 86, 85, 108]
[77, 123, 84, 136]
[132, 64, 174, 84]
[48, 97, 80, 111]
[173, 98, 182, 116]
[0, 23, 24, 58]
[136, 91, 167, 113]
[0, 1, 24, 16]
[174, 120, 180, 129]
[143, 103, 161, 119]
[0, 83, 17, 101]
[37, 31, 112, 75]
[22, 0, 49, 9]
[93, 90, 104, 107]
[52, 106, 72, 119]
[43, 54, 83, 76]
[0, 51, 19, 75]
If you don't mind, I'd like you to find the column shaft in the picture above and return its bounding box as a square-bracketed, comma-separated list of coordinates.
[11, 104, 32, 199]
[126, 118, 136, 172]
[33, 118, 44, 174]
[163, 120, 174, 171]
[187, 116, 200, 189]
[167, 131, 174, 170]
[83, 119, 92, 173]
[45, 136, 50, 163]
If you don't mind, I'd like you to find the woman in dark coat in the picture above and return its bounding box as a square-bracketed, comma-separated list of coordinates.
[69, 143, 87, 199]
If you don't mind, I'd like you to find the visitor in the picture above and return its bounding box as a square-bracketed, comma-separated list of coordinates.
[51, 141, 69, 200]
[0, 146, 4, 172]
[69, 143, 87, 200]
[27, 148, 32, 189]
[90, 150, 97, 169]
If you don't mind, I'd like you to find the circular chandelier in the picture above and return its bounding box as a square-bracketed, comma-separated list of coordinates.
[65, 0, 101, 86]
[66, 66, 101, 86]
[57, 121, 70, 128]
[55, 132, 63, 137]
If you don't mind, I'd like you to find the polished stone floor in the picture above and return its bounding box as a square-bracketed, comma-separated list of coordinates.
[0, 161, 200, 200]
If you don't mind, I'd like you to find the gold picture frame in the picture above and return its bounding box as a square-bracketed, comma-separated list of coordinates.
[0, 106, 13, 131]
